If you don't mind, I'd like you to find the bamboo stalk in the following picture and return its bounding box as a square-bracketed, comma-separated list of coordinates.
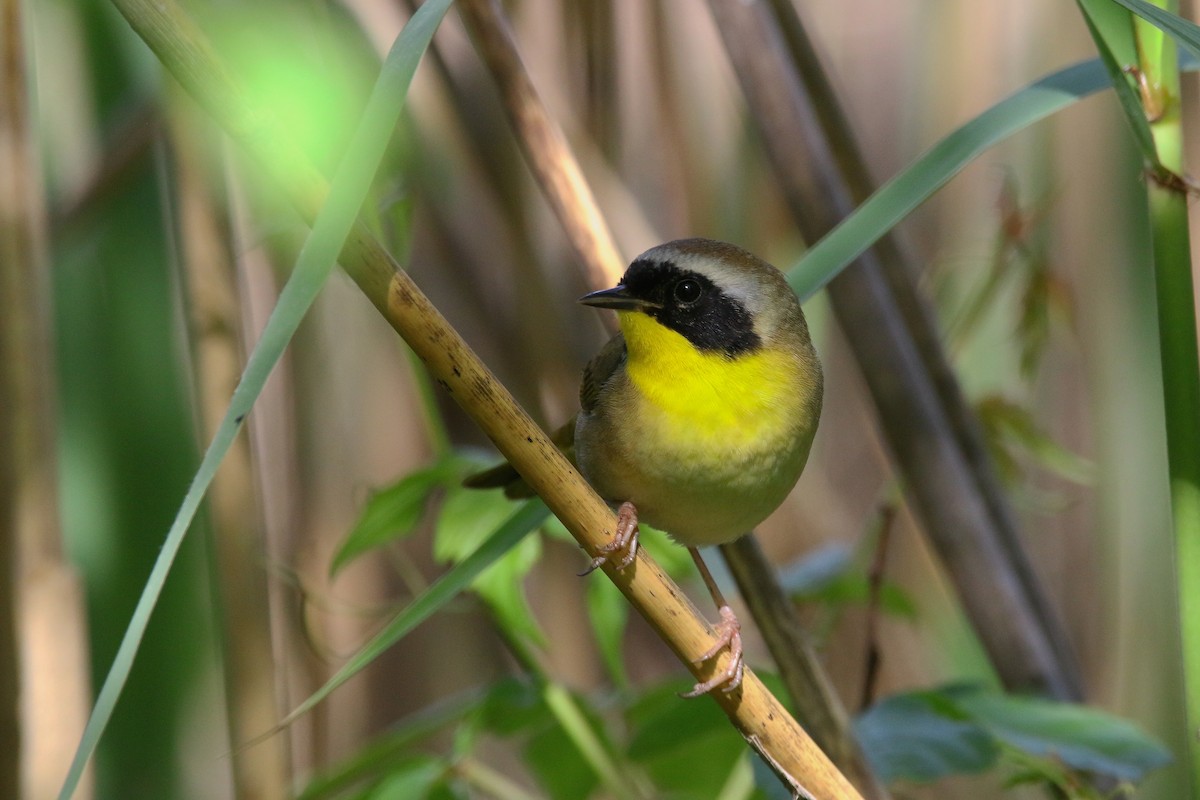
[720, 537, 890, 800]
[705, 0, 1083, 700]
[106, 0, 863, 795]
[1131, 5, 1200, 790]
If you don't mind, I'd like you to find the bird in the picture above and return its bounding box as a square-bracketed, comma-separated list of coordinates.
[467, 238, 823, 696]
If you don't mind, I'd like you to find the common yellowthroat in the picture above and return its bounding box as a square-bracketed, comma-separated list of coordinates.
[469, 238, 823, 695]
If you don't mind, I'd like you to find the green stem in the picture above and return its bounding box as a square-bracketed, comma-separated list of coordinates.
[455, 757, 538, 800]
[541, 683, 645, 800]
[1135, 5, 1200, 792]
[501, 630, 647, 800]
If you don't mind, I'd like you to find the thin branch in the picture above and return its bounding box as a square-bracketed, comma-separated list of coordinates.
[859, 505, 895, 711]
[455, 0, 625, 290]
[106, 0, 864, 795]
[721, 537, 890, 800]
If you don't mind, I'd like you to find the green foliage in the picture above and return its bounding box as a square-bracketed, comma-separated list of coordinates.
[302, 675, 766, 800]
[976, 395, 1095, 487]
[329, 460, 453, 575]
[360, 756, 444, 800]
[283, 498, 549, 729]
[856, 691, 1000, 782]
[856, 684, 1171, 789]
[1107, 0, 1200, 59]
[586, 575, 631, 688]
[625, 682, 749, 796]
[779, 541, 916, 619]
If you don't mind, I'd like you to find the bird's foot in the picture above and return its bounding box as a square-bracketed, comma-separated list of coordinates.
[680, 605, 744, 698]
[579, 501, 640, 575]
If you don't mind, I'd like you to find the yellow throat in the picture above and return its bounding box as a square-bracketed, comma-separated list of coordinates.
[618, 309, 804, 438]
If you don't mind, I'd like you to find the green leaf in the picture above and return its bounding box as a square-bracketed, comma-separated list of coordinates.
[435, 484, 545, 644]
[434, 483, 522, 562]
[787, 58, 1114, 300]
[298, 687, 489, 800]
[779, 543, 917, 618]
[330, 461, 451, 576]
[539, 513, 575, 543]
[951, 687, 1173, 782]
[425, 781, 468, 800]
[1107, 0, 1200, 59]
[474, 532, 545, 645]
[1076, 0, 1160, 164]
[857, 686, 1172, 785]
[363, 756, 445, 800]
[58, 2, 456, 796]
[586, 575, 630, 688]
[976, 395, 1096, 485]
[276, 499, 549, 731]
[808, 577, 917, 619]
[476, 677, 549, 736]
[638, 524, 697, 577]
[626, 681, 747, 797]
[526, 721, 601, 800]
[855, 692, 999, 782]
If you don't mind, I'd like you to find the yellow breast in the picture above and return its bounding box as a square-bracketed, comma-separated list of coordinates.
[574, 310, 819, 545]
[618, 310, 808, 445]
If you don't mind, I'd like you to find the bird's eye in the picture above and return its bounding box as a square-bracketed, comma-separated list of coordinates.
[674, 279, 703, 305]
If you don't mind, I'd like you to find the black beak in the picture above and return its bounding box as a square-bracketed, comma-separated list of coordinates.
[578, 285, 661, 312]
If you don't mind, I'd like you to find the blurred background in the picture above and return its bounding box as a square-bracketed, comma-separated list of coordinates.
[7, 0, 1198, 797]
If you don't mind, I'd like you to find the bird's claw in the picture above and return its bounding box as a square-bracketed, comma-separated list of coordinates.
[681, 605, 744, 698]
[579, 501, 640, 576]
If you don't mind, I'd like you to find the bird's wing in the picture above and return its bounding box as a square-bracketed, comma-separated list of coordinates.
[580, 332, 627, 414]
[463, 333, 623, 497]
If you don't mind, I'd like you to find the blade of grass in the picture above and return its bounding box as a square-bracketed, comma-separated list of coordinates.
[58, 2, 454, 796]
[788, 59, 1105, 299]
[273, 499, 550, 731]
[1108, 0, 1200, 57]
[788, 53, 1200, 299]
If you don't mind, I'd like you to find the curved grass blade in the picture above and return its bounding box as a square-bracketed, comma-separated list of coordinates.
[787, 58, 1110, 300]
[58, 2, 454, 797]
[789, 51, 1200, 300]
[273, 499, 550, 732]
